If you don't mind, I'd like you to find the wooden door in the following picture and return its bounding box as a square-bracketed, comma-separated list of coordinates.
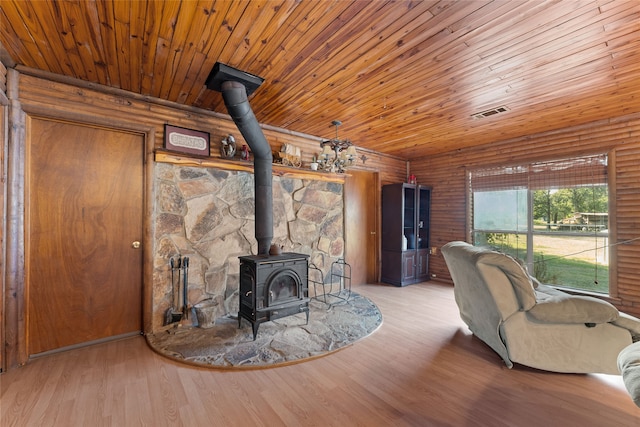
[345, 170, 380, 285]
[27, 119, 143, 355]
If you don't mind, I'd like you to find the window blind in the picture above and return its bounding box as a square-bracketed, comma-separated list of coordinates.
[470, 154, 607, 192]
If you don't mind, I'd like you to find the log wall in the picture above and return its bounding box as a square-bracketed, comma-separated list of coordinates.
[15, 68, 405, 176]
[411, 113, 640, 315]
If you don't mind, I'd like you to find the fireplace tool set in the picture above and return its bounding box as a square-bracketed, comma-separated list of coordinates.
[164, 256, 190, 325]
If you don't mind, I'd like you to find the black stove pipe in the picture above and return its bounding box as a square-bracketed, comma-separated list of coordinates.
[219, 80, 273, 255]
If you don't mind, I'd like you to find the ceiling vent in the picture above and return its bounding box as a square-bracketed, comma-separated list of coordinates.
[471, 105, 510, 119]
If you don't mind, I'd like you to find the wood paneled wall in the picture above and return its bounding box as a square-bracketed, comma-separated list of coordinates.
[15, 68, 406, 178]
[411, 113, 640, 315]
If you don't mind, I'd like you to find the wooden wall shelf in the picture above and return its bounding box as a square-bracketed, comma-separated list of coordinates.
[154, 150, 347, 184]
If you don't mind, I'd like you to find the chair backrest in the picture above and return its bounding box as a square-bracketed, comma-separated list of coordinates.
[476, 251, 537, 311]
[441, 242, 497, 325]
[442, 241, 523, 368]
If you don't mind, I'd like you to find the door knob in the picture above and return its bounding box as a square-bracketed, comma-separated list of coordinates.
[132, 241, 141, 249]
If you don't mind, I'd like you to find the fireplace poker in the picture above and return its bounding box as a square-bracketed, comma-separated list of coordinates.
[182, 256, 189, 320]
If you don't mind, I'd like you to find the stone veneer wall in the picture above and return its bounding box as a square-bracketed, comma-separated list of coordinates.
[152, 162, 344, 330]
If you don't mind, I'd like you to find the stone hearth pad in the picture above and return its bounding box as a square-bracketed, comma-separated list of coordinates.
[146, 292, 382, 369]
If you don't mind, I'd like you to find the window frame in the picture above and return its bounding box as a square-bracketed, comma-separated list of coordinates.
[467, 152, 614, 296]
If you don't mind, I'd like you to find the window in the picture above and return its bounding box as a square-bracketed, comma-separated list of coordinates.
[469, 154, 609, 294]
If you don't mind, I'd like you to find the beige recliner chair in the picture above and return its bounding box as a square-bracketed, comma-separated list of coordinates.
[618, 342, 640, 406]
[442, 241, 640, 374]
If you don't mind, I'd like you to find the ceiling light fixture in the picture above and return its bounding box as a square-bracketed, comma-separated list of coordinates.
[318, 120, 357, 173]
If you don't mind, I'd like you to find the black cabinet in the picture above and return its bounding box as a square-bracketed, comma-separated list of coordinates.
[381, 183, 431, 286]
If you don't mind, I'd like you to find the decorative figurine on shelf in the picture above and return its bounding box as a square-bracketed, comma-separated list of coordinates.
[220, 134, 236, 159]
[277, 143, 302, 167]
[409, 174, 417, 185]
[240, 144, 250, 161]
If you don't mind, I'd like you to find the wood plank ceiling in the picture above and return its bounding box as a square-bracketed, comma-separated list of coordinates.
[1, 0, 639, 159]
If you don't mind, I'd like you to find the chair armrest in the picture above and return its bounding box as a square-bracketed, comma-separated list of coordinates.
[527, 293, 619, 324]
[612, 312, 640, 341]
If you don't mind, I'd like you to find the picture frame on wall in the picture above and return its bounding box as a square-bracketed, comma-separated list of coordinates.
[163, 124, 210, 157]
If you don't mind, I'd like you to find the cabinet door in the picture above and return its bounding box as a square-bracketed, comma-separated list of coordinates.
[402, 251, 416, 283]
[416, 249, 430, 282]
[381, 184, 405, 252]
[404, 186, 416, 249]
[417, 187, 431, 250]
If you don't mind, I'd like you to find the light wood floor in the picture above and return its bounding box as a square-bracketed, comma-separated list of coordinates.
[2, 282, 639, 426]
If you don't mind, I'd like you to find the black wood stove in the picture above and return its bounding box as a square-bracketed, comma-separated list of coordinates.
[208, 63, 311, 340]
[238, 253, 310, 340]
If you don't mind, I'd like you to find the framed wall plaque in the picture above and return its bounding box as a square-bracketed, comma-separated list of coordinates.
[164, 124, 210, 157]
